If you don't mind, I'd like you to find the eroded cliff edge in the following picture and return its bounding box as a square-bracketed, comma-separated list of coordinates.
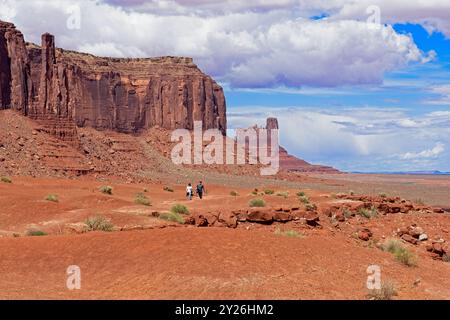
[0, 21, 226, 135]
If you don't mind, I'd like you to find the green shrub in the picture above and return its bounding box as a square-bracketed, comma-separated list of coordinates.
[443, 254, 450, 262]
[299, 195, 310, 204]
[163, 186, 174, 192]
[159, 211, 184, 224]
[383, 239, 417, 267]
[367, 282, 397, 300]
[296, 191, 306, 197]
[379, 192, 387, 198]
[26, 230, 47, 236]
[135, 193, 151, 206]
[230, 191, 239, 197]
[358, 207, 378, 219]
[349, 190, 355, 196]
[45, 194, 59, 202]
[171, 203, 189, 215]
[85, 216, 114, 232]
[249, 198, 266, 207]
[1, 176, 12, 184]
[264, 189, 274, 195]
[99, 186, 113, 195]
[305, 203, 317, 211]
[276, 191, 289, 198]
[274, 228, 303, 238]
[383, 239, 403, 254]
[251, 188, 258, 195]
[143, 188, 148, 193]
[394, 248, 417, 267]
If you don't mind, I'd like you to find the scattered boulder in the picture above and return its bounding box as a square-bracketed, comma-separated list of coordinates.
[184, 216, 195, 225]
[401, 234, 418, 245]
[345, 201, 365, 213]
[273, 211, 293, 223]
[232, 210, 248, 222]
[320, 204, 340, 217]
[358, 228, 372, 241]
[216, 211, 238, 228]
[151, 211, 160, 218]
[409, 226, 424, 239]
[396, 227, 409, 237]
[187, 212, 239, 228]
[426, 242, 447, 258]
[334, 210, 345, 222]
[247, 209, 273, 224]
[386, 204, 400, 213]
[336, 194, 439, 216]
[397, 225, 428, 243]
[303, 212, 320, 227]
[195, 215, 209, 227]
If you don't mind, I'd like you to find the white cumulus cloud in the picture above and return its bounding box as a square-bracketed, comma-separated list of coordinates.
[400, 143, 445, 160]
[0, 0, 432, 88]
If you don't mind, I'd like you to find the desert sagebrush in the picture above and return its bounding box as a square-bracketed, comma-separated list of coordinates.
[45, 194, 59, 202]
[249, 198, 266, 207]
[99, 186, 113, 195]
[171, 203, 189, 215]
[159, 211, 184, 224]
[85, 216, 114, 232]
[135, 193, 151, 206]
[367, 282, 397, 300]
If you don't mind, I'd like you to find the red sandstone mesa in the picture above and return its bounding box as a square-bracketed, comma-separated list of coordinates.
[0, 20, 226, 137]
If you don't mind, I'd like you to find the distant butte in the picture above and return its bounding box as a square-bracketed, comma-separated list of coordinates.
[265, 117, 340, 173]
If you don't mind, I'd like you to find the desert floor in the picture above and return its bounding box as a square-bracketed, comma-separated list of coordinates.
[0, 175, 449, 299]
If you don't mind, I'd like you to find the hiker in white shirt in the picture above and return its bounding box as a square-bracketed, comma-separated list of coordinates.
[186, 183, 193, 200]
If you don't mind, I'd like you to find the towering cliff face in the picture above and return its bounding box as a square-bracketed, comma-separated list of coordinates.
[0, 21, 32, 113]
[0, 21, 227, 135]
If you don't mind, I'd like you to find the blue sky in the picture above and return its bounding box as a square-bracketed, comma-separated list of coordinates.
[226, 23, 450, 172]
[225, 23, 450, 116]
[1, 0, 449, 172]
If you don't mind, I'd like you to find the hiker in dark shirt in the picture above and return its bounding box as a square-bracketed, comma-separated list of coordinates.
[196, 181, 206, 199]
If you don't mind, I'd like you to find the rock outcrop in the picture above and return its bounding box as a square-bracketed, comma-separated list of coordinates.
[0, 21, 226, 136]
[0, 21, 32, 114]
